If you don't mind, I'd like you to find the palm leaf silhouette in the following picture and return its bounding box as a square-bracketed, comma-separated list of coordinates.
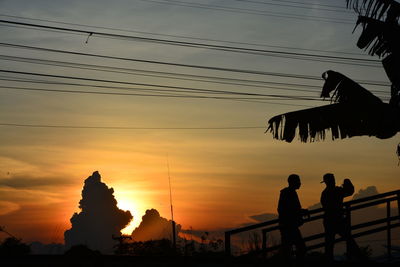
[347, 0, 400, 57]
[267, 70, 400, 143]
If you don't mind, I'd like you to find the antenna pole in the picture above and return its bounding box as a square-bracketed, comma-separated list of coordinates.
[167, 155, 176, 250]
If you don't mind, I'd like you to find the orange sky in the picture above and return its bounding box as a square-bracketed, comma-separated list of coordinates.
[1, 126, 399, 243]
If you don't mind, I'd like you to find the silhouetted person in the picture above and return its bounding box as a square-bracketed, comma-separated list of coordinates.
[278, 174, 309, 265]
[320, 173, 361, 262]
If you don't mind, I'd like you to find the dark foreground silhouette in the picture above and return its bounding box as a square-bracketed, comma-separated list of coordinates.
[278, 174, 309, 265]
[321, 173, 363, 262]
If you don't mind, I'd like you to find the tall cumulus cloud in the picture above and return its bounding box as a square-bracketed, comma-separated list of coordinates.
[131, 209, 181, 242]
[64, 171, 132, 253]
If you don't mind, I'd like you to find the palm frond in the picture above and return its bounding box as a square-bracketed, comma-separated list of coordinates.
[267, 102, 390, 142]
[383, 53, 400, 86]
[267, 71, 400, 143]
[321, 70, 382, 104]
[346, 0, 400, 21]
[355, 16, 400, 56]
[346, 0, 400, 56]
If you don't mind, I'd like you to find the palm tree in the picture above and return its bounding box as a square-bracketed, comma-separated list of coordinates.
[267, 0, 400, 159]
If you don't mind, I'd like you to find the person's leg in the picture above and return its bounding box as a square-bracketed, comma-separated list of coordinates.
[292, 228, 306, 265]
[280, 229, 293, 264]
[324, 222, 335, 262]
[337, 221, 361, 260]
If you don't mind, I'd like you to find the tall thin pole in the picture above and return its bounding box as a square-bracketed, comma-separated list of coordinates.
[167, 154, 176, 249]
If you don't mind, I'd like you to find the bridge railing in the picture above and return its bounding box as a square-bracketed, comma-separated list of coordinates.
[225, 189, 400, 257]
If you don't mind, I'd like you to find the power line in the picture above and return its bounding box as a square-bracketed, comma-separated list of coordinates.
[0, 69, 326, 101]
[0, 13, 367, 56]
[3, 85, 320, 106]
[139, 0, 354, 24]
[234, 0, 350, 13]
[0, 122, 266, 130]
[0, 55, 361, 93]
[0, 73, 323, 96]
[0, 75, 389, 102]
[249, 0, 348, 9]
[0, 55, 391, 98]
[0, 73, 323, 94]
[0, 20, 380, 67]
[0, 42, 390, 87]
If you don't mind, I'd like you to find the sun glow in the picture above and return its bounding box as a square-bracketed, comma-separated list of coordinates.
[116, 198, 142, 235]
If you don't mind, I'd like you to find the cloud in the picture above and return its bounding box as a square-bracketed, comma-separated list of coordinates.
[352, 186, 379, 200]
[248, 213, 277, 223]
[131, 209, 181, 242]
[0, 201, 20, 215]
[0, 175, 75, 189]
[306, 185, 380, 210]
[64, 171, 132, 253]
[308, 202, 322, 210]
[0, 187, 62, 205]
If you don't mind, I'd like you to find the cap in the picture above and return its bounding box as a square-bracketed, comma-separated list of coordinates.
[321, 173, 335, 183]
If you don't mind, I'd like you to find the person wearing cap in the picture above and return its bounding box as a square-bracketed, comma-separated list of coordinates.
[278, 174, 309, 265]
[320, 173, 361, 261]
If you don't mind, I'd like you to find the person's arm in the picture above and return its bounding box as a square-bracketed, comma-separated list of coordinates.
[320, 190, 327, 208]
[278, 191, 285, 215]
[342, 178, 354, 197]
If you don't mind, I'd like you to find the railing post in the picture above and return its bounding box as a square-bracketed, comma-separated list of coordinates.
[262, 229, 267, 251]
[262, 229, 267, 259]
[387, 200, 392, 259]
[345, 203, 352, 257]
[225, 231, 231, 256]
[397, 193, 400, 223]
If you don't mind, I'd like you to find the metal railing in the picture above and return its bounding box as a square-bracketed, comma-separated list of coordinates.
[225, 189, 400, 257]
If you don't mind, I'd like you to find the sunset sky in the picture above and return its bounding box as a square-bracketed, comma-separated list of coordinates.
[0, 0, 399, 244]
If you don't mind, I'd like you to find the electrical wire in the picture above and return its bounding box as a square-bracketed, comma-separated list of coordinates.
[0, 55, 391, 98]
[0, 122, 266, 130]
[0, 55, 347, 92]
[0, 85, 319, 107]
[0, 20, 380, 67]
[0, 13, 366, 57]
[0, 42, 390, 87]
[244, 0, 348, 9]
[0, 69, 328, 100]
[0, 73, 323, 96]
[234, 0, 351, 13]
[0, 70, 332, 104]
[138, 0, 354, 24]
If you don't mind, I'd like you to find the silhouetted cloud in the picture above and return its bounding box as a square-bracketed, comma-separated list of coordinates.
[352, 186, 379, 200]
[131, 209, 181, 242]
[64, 171, 132, 253]
[308, 202, 322, 210]
[0, 174, 75, 189]
[248, 213, 277, 222]
[307, 185, 380, 210]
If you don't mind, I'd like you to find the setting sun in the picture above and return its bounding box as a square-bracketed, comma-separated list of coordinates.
[115, 197, 142, 235]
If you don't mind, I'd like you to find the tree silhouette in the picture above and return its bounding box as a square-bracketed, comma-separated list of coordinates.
[267, 0, 400, 158]
[0, 237, 30, 256]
